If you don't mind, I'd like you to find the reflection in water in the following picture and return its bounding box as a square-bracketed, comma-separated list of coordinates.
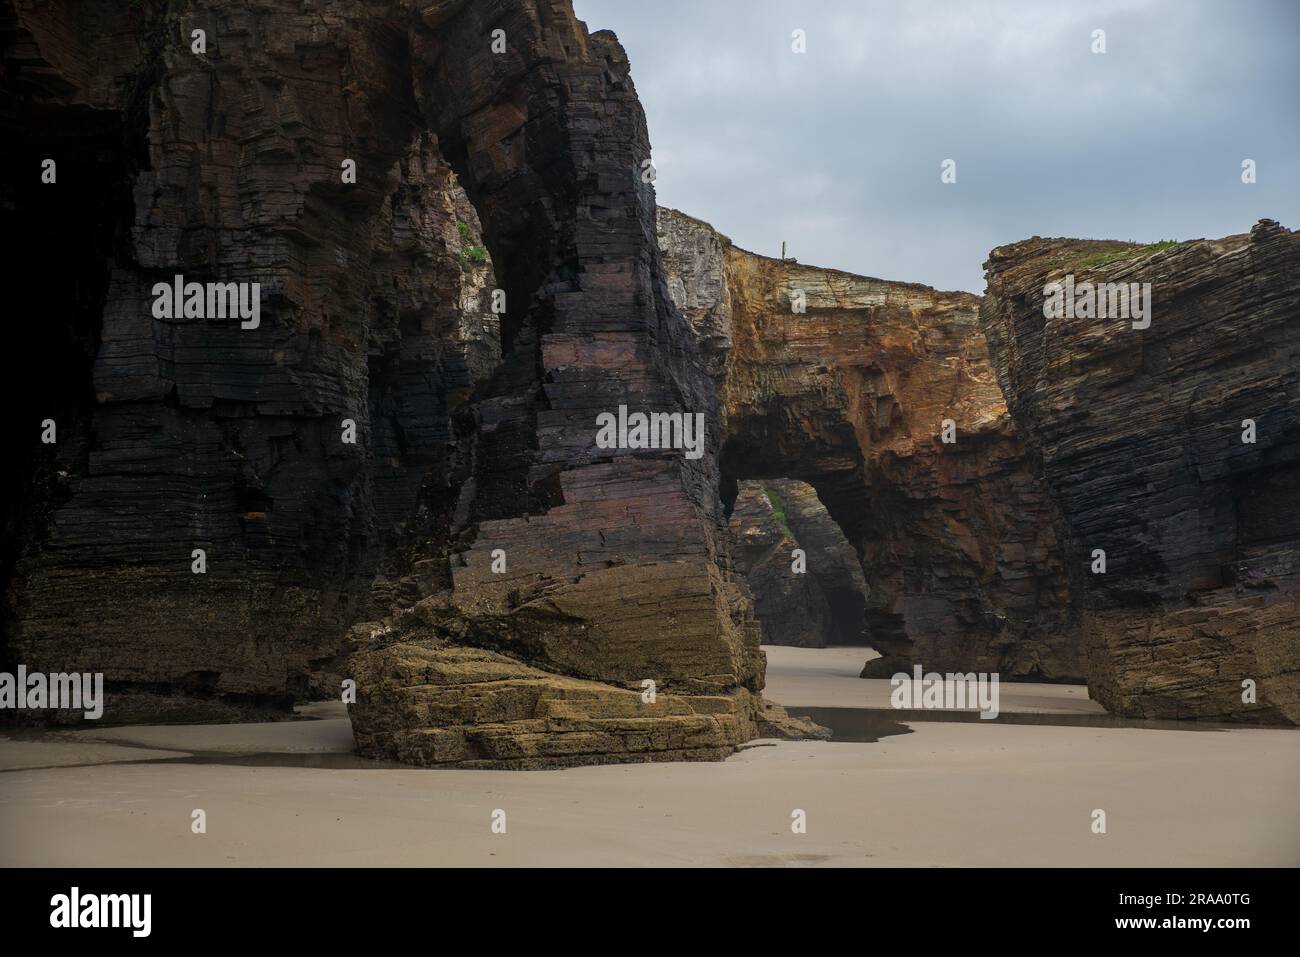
[786, 705, 1251, 742]
[787, 707, 914, 743]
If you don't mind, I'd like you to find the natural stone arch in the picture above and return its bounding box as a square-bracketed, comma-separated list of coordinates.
[657, 208, 1083, 682]
[5, 0, 1104, 764]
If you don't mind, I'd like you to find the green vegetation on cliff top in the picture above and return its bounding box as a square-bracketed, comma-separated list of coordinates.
[1070, 239, 1180, 270]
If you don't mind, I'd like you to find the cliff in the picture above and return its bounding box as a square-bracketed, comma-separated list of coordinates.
[981, 221, 1300, 722]
[729, 479, 868, 648]
[657, 208, 1082, 680]
[1, 0, 826, 762]
[4, 0, 1291, 763]
[2, 0, 501, 719]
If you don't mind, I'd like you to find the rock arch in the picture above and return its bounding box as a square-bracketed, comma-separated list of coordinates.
[6, 0, 1288, 764]
[657, 208, 1083, 683]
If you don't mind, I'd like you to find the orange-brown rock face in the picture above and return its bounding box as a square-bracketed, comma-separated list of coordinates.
[658, 209, 1081, 680]
[981, 222, 1300, 722]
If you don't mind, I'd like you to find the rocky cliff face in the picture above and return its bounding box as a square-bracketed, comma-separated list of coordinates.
[2, 0, 501, 719]
[730, 482, 829, 648]
[773, 479, 870, 646]
[1, 0, 824, 762]
[6, 0, 1287, 757]
[729, 480, 868, 647]
[981, 221, 1300, 722]
[658, 209, 1082, 680]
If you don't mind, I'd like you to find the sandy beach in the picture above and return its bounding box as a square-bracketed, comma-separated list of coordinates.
[2, 646, 1296, 867]
[762, 645, 1108, 714]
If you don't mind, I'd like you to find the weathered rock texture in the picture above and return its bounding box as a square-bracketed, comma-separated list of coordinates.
[2, 0, 500, 718]
[729, 480, 868, 647]
[658, 209, 1081, 680]
[2, 0, 824, 761]
[347, 596, 827, 769]
[981, 221, 1300, 722]
[772, 479, 870, 645]
[8, 0, 1286, 755]
[729, 481, 831, 647]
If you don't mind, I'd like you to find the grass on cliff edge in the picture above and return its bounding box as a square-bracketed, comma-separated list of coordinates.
[1069, 239, 1179, 270]
[762, 485, 795, 539]
[457, 220, 488, 264]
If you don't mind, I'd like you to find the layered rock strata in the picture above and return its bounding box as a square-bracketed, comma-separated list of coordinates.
[980, 221, 1300, 722]
[7, 0, 1287, 757]
[729, 480, 868, 647]
[1, 0, 500, 717]
[658, 209, 1081, 680]
[2, 0, 816, 761]
[348, 597, 825, 770]
[772, 479, 870, 645]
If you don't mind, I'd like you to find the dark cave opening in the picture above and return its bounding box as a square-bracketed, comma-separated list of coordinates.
[0, 106, 134, 673]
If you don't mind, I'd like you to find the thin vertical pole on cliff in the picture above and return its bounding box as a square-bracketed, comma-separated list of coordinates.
[781, 241, 786, 260]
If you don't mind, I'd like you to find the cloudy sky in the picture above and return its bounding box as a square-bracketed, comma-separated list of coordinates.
[573, 0, 1299, 292]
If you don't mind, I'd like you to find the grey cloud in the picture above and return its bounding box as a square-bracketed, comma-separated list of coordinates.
[575, 0, 1300, 291]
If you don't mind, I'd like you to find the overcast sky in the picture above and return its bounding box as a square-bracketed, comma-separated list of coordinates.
[573, 0, 1299, 292]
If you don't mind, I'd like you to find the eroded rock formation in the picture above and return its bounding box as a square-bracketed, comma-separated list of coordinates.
[658, 209, 1081, 680]
[2, 0, 500, 719]
[773, 479, 870, 646]
[981, 221, 1300, 722]
[1, 0, 825, 762]
[729, 480, 868, 647]
[5, 0, 1288, 760]
[730, 481, 831, 648]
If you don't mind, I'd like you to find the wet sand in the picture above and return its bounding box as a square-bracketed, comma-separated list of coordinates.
[1, 650, 1296, 867]
[762, 644, 1106, 714]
